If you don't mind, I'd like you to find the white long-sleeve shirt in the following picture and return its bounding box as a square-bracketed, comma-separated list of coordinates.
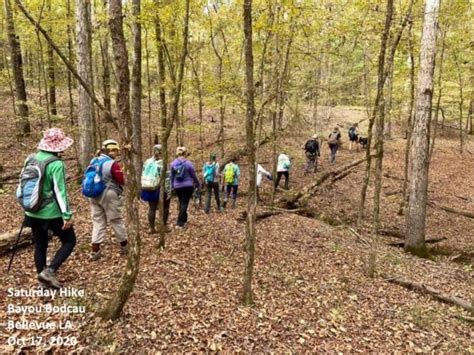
[256, 164, 271, 187]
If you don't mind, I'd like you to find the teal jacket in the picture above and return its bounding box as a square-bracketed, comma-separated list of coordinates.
[25, 151, 73, 221]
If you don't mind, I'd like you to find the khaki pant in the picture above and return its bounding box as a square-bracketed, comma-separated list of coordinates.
[90, 189, 127, 244]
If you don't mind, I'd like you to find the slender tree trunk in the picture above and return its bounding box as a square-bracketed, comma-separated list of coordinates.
[400, 19, 416, 215]
[242, 0, 257, 306]
[405, 0, 440, 256]
[357, 0, 393, 225]
[66, 0, 75, 126]
[189, 54, 205, 162]
[155, 13, 168, 249]
[2, 40, 17, 116]
[276, 26, 294, 131]
[312, 66, 320, 132]
[76, 0, 96, 170]
[145, 26, 152, 155]
[429, 28, 446, 161]
[156, 0, 190, 248]
[384, 65, 393, 138]
[36, 23, 52, 127]
[46, 0, 56, 116]
[454, 54, 464, 154]
[468, 100, 473, 135]
[131, 0, 143, 187]
[99, 0, 141, 321]
[5, 0, 30, 135]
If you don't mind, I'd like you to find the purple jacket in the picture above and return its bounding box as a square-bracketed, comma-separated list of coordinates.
[170, 158, 200, 189]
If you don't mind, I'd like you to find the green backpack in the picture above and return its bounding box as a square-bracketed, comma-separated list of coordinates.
[141, 158, 161, 190]
[224, 164, 236, 185]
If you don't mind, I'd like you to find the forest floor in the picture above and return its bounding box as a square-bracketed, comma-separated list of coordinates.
[0, 102, 473, 352]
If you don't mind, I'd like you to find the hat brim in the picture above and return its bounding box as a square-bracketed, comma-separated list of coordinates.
[38, 137, 74, 153]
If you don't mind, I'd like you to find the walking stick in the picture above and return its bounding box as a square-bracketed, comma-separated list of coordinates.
[7, 218, 26, 273]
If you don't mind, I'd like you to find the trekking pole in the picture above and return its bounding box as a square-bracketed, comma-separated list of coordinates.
[7, 218, 25, 273]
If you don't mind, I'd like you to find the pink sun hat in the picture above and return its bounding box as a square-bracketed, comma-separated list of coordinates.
[38, 128, 74, 153]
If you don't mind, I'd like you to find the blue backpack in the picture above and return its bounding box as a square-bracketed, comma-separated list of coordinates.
[16, 154, 59, 212]
[82, 157, 111, 198]
[174, 160, 186, 181]
[203, 162, 217, 183]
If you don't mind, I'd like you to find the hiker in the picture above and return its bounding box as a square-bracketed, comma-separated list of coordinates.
[84, 139, 127, 261]
[328, 127, 341, 163]
[202, 152, 222, 214]
[304, 134, 321, 173]
[170, 147, 200, 228]
[17, 128, 76, 289]
[256, 163, 272, 201]
[348, 123, 359, 151]
[222, 157, 241, 208]
[140, 144, 171, 234]
[275, 152, 291, 190]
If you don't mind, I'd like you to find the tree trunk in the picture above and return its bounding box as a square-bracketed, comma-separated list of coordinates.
[46, 0, 56, 116]
[357, 0, 393, 225]
[384, 65, 393, 138]
[400, 19, 416, 215]
[66, 0, 75, 126]
[373, 0, 414, 229]
[155, 0, 190, 248]
[144, 26, 152, 155]
[5, 0, 30, 135]
[242, 0, 257, 306]
[131, 0, 143, 187]
[454, 54, 464, 154]
[76, 0, 96, 171]
[405, 0, 440, 256]
[429, 28, 447, 161]
[155, 13, 168, 249]
[468, 100, 473, 135]
[99, 0, 141, 321]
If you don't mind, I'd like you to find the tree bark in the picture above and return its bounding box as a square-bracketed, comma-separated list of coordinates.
[4, 0, 30, 135]
[242, 0, 257, 306]
[405, 0, 440, 256]
[99, 0, 141, 321]
[373, 0, 414, 229]
[46, 0, 56, 116]
[429, 27, 447, 161]
[400, 18, 416, 215]
[76, 0, 96, 171]
[357, 0, 393, 225]
[131, 0, 143, 187]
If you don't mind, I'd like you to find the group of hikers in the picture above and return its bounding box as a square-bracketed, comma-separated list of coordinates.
[14, 123, 364, 289]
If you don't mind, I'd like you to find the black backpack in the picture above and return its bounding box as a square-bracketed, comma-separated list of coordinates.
[305, 140, 318, 154]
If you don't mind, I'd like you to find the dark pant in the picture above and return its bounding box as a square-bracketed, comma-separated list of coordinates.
[329, 144, 339, 163]
[225, 185, 238, 201]
[275, 171, 289, 189]
[205, 182, 221, 213]
[175, 186, 194, 226]
[29, 217, 76, 274]
[148, 193, 171, 230]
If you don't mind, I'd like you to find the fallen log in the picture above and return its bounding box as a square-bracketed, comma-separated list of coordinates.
[277, 156, 372, 209]
[0, 228, 33, 255]
[387, 237, 447, 247]
[385, 275, 473, 314]
[429, 202, 474, 220]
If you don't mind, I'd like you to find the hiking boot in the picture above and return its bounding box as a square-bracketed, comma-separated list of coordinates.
[232, 200, 236, 209]
[38, 281, 50, 290]
[90, 250, 103, 261]
[222, 200, 227, 208]
[120, 245, 128, 256]
[149, 228, 158, 235]
[38, 268, 62, 289]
